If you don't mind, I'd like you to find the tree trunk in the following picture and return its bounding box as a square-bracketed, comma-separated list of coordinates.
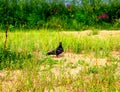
[4, 22, 8, 52]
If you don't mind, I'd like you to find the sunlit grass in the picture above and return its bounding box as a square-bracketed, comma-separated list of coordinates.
[1, 29, 120, 54]
[0, 29, 120, 92]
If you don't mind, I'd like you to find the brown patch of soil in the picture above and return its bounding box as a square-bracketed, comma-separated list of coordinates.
[62, 30, 120, 37]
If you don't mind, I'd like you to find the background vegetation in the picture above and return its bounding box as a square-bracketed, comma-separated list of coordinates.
[0, 0, 120, 30]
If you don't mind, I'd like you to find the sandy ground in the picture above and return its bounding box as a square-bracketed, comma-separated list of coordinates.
[62, 30, 120, 37]
[51, 51, 120, 76]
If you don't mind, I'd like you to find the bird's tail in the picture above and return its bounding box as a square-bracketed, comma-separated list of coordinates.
[46, 50, 55, 55]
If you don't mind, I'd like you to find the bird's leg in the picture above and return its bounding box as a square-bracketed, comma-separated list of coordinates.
[56, 55, 61, 58]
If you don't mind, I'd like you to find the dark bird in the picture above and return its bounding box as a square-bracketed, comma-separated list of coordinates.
[47, 42, 64, 57]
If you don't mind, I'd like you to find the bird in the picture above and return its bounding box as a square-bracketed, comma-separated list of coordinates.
[46, 42, 64, 57]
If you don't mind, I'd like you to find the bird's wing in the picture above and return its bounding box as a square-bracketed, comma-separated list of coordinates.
[56, 48, 63, 54]
[47, 50, 56, 55]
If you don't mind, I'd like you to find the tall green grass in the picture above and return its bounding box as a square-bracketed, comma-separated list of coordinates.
[1, 29, 120, 55]
[0, 30, 119, 52]
[0, 29, 120, 69]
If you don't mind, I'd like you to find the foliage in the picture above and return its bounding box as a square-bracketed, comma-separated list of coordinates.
[0, 0, 120, 30]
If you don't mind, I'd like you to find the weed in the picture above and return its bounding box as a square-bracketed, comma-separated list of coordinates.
[92, 29, 99, 35]
[78, 60, 85, 65]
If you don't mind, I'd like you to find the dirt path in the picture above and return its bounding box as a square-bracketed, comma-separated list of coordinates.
[62, 30, 120, 37]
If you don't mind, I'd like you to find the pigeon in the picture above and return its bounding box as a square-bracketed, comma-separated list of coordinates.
[47, 42, 64, 57]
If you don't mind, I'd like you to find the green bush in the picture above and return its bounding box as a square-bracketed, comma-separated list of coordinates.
[0, 0, 120, 30]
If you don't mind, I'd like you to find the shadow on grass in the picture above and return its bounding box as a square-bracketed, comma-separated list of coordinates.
[0, 48, 32, 70]
[0, 48, 58, 70]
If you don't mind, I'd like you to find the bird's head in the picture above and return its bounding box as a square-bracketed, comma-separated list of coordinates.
[59, 42, 62, 47]
[59, 42, 62, 45]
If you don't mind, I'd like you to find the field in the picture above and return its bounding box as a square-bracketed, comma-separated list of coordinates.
[0, 29, 120, 92]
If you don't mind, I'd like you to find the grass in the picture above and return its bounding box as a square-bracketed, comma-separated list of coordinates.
[0, 29, 120, 92]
